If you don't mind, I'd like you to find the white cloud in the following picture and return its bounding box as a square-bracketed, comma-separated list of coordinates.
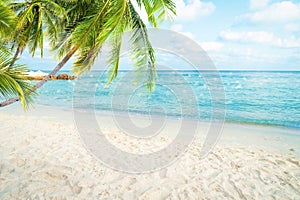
[129, 0, 216, 23]
[285, 23, 300, 32]
[199, 42, 223, 51]
[170, 24, 183, 32]
[220, 30, 300, 48]
[250, 0, 269, 10]
[207, 43, 300, 70]
[174, 0, 216, 21]
[130, 0, 149, 24]
[279, 36, 300, 48]
[170, 24, 223, 51]
[170, 24, 195, 39]
[246, 1, 300, 23]
[180, 31, 195, 39]
[43, 40, 51, 50]
[220, 30, 276, 44]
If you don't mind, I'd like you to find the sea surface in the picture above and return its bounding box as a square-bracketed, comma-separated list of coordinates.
[34, 70, 300, 128]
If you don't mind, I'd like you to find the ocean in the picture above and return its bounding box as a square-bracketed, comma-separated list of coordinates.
[35, 70, 300, 128]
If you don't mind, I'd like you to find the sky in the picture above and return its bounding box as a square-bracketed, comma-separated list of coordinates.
[20, 0, 300, 71]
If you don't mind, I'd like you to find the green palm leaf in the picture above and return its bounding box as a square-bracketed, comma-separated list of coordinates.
[10, 0, 67, 58]
[69, 0, 176, 91]
[106, 19, 127, 85]
[71, 0, 129, 75]
[0, 0, 16, 40]
[0, 50, 34, 109]
[128, 1, 156, 91]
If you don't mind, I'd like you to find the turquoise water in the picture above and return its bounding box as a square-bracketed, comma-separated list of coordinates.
[35, 71, 300, 128]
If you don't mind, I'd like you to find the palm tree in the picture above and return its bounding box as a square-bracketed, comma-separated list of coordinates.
[0, 0, 34, 109]
[0, 0, 176, 107]
[8, 0, 66, 67]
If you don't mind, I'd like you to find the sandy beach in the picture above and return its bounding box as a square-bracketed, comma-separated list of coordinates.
[0, 104, 299, 199]
[1, 0, 299, 199]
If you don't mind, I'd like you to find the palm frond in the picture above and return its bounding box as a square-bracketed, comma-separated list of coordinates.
[128, 1, 156, 91]
[104, 0, 176, 90]
[0, 50, 34, 109]
[71, 0, 129, 75]
[133, 0, 176, 27]
[153, 0, 176, 21]
[106, 19, 127, 85]
[0, 1, 16, 39]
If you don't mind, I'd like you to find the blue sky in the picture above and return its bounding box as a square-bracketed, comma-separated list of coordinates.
[20, 0, 300, 71]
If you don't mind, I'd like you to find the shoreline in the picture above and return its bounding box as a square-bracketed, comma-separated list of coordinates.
[0, 104, 300, 155]
[7, 102, 300, 131]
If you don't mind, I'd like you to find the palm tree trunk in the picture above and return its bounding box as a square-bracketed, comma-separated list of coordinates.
[8, 46, 21, 69]
[0, 46, 78, 107]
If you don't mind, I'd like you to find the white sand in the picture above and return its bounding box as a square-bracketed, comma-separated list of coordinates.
[0, 105, 299, 199]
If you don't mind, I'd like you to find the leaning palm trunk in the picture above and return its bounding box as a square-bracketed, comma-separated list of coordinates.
[0, 46, 77, 107]
[8, 46, 20, 69]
